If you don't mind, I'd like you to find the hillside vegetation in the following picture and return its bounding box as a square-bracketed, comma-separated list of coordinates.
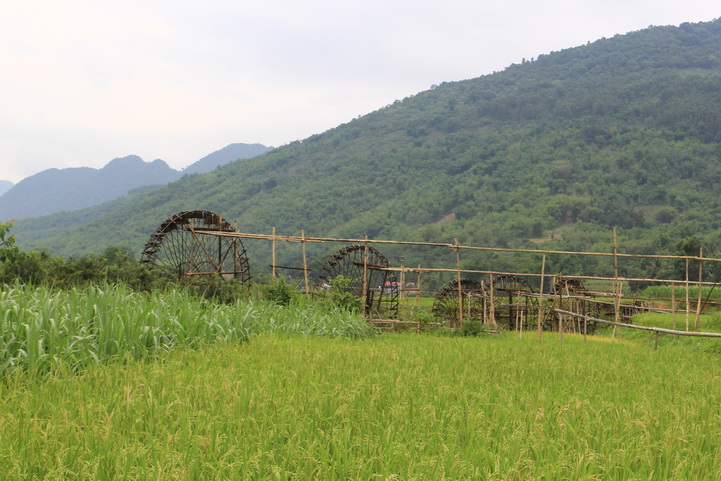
[14, 19, 721, 280]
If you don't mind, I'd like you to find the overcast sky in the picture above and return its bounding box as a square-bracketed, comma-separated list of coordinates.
[0, 1, 718, 183]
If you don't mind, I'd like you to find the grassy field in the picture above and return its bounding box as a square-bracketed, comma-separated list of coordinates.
[3, 327, 721, 479]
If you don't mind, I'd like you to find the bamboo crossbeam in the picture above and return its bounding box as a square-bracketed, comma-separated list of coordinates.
[188, 229, 721, 263]
[555, 309, 721, 339]
[269, 264, 306, 271]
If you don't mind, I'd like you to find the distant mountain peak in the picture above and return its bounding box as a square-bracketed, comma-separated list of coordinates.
[102, 155, 145, 170]
[182, 143, 272, 175]
[0, 142, 271, 222]
[0, 180, 12, 197]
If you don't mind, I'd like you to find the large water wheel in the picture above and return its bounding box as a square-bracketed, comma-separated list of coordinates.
[316, 244, 398, 319]
[140, 210, 251, 282]
[482, 274, 539, 331]
[432, 279, 483, 328]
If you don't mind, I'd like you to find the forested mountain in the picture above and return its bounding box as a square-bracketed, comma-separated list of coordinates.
[13, 19, 721, 280]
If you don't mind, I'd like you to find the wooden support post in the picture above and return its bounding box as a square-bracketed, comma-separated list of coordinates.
[271, 227, 277, 279]
[362, 237, 369, 320]
[489, 275, 496, 327]
[455, 238, 463, 329]
[613, 228, 620, 341]
[414, 265, 422, 311]
[654, 331, 659, 351]
[301, 230, 309, 298]
[695, 247, 703, 331]
[685, 258, 690, 332]
[399, 257, 406, 321]
[558, 276, 563, 344]
[537, 254, 546, 342]
[671, 281, 677, 331]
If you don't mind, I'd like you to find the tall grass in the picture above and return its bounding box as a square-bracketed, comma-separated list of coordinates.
[0, 283, 370, 379]
[2, 334, 721, 479]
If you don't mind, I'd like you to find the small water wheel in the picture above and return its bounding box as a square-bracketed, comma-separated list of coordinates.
[140, 210, 251, 282]
[549, 278, 599, 334]
[482, 275, 539, 331]
[432, 279, 483, 327]
[316, 244, 399, 319]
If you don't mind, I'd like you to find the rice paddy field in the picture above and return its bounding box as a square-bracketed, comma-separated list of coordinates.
[3, 284, 721, 480]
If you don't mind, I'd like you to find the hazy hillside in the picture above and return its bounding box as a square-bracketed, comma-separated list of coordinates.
[182, 143, 272, 175]
[0, 156, 180, 221]
[0, 180, 12, 197]
[2, 143, 271, 222]
[13, 19, 721, 280]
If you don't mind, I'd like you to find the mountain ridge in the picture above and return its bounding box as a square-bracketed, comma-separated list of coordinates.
[0, 143, 271, 221]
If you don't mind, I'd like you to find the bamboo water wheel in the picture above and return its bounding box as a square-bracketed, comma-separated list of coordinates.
[316, 244, 399, 319]
[432, 279, 483, 327]
[548, 278, 600, 333]
[482, 275, 539, 331]
[140, 210, 251, 283]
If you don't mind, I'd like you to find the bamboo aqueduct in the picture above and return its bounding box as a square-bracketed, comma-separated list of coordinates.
[140, 210, 721, 345]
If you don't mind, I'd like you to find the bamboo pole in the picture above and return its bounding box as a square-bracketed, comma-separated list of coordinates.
[558, 276, 564, 344]
[489, 275, 496, 327]
[271, 226, 277, 279]
[197, 229, 719, 264]
[695, 247, 703, 331]
[672, 281, 677, 331]
[399, 257, 406, 321]
[301, 230, 309, 298]
[362, 236, 369, 320]
[613, 228, 620, 341]
[537, 254, 546, 341]
[233, 221, 239, 279]
[685, 258, 690, 332]
[414, 265, 422, 311]
[455, 238, 463, 328]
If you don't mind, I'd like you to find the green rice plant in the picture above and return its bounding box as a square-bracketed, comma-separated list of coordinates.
[2, 333, 721, 479]
[0, 282, 371, 380]
[639, 284, 721, 301]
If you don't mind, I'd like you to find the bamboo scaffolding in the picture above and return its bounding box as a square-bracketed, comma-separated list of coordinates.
[180, 226, 721, 330]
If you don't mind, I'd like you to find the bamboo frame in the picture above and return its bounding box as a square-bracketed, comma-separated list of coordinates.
[186, 226, 721, 332]
[195, 229, 717, 263]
